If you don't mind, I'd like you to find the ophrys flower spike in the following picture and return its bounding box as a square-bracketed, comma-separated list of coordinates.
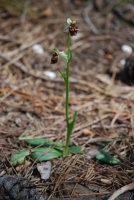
[51, 17, 80, 155]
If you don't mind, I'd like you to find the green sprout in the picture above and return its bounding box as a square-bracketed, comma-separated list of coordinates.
[51, 18, 78, 155]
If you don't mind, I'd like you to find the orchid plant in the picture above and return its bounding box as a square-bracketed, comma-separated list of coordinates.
[10, 18, 83, 166]
[9, 18, 120, 166]
[51, 18, 79, 155]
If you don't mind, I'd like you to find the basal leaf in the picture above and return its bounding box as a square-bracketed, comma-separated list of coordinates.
[54, 142, 64, 148]
[30, 148, 62, 162]
[69, 146, 85, 154]
[10, 150, 30, 166]
[24, 138, 53, 147]
[24, 138, 63, 147]
[96, 152, 120, 165]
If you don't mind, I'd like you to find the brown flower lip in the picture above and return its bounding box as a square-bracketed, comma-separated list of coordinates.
[69, 25, 78, 36]
[51, 52, 59, 64]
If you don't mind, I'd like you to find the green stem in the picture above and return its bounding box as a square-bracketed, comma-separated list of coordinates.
[64, 33, 71, 155]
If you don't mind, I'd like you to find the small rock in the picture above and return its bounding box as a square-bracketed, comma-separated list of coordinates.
[120, 59, 126, 66]
[87, 148, 100, 159]
[37, 161, 51, 180]
[14, 118, 21, 126]
[121, 45, 133, 54]
[32, 44, 44, 55]
[44, 71, 56, 79]
[0, 175, 46, 200]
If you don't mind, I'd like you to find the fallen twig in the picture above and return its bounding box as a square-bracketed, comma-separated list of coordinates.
[108, 182, 134, 200]
[83, 5, 99, 34]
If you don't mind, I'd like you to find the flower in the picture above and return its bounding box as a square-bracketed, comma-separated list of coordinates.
[51, 52, 59, 64]
[64, 18, 78, 36]
[51, 48, 68, 64]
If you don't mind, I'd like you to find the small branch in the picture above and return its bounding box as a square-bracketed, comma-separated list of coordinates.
[0, 51, 28, 73]
[0, 35, 14, 43]
[108, 182, 134, 200]
[0, 51, 49, 81]
[83, 6, 99, 34]
[20, 0, 30, 22]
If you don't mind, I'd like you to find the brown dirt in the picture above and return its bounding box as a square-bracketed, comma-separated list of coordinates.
[0, 0, 134, 199]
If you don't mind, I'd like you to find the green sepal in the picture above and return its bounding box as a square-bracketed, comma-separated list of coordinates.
[63, 24, 70, 32]
[59, 51, 68, 62]
[10, 150, 30, 166]
[96, 151, 121, 165]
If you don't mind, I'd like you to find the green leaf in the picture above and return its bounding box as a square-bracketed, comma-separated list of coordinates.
[68, 111, 77, 136]
[24, 138, 64, 147]
[58, 69, 66, 81]
[30, 148, 62, 162]
[53, 146, 63, 152]
[96, 152, 120, 165]
[68, 49, 72, 61]
[69, 146, 85, 154]
[10, 150, 30, 166]
[54, 141, 64, 147]
[25, 138, 53, 147]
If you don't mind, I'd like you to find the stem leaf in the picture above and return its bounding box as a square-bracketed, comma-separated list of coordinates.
[58, 69, 66, 81]
[68, 49, 72, 61]
[68, 111, 77, 136]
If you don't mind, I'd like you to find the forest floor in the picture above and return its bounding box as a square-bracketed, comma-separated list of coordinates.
[0, 0, 134, 199]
